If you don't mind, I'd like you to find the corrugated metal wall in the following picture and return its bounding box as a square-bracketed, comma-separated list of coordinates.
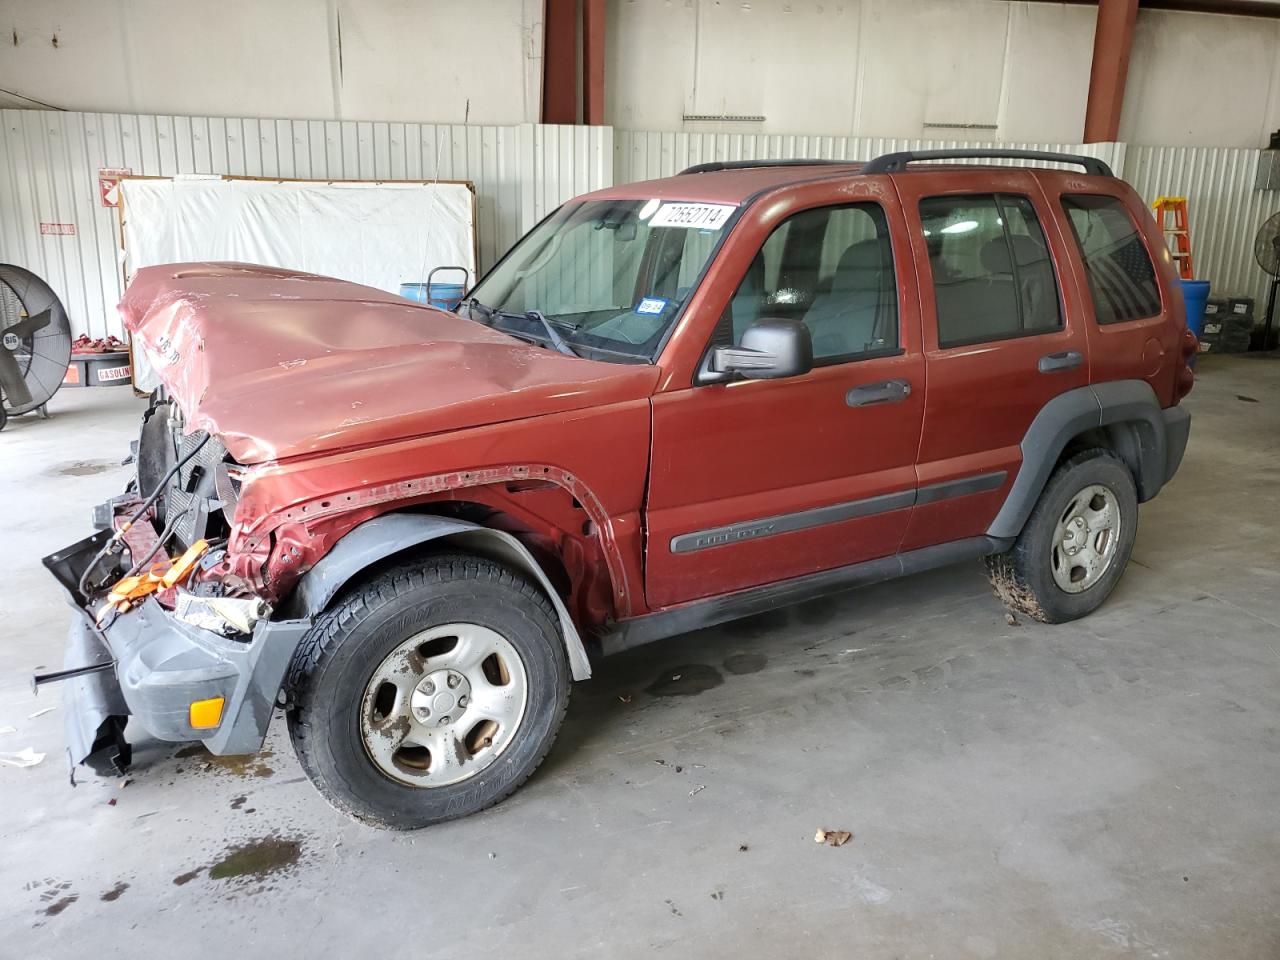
[3, 109, 1277, 342]
[615, 131, 1126, 182]
[1123, 145, 1280, 310]
[0, 110, 612, 338]
[614, 132, 1280, 312]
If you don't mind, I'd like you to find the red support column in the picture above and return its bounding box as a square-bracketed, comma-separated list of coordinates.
[542, 0, 577, 124]
[1083, 0, 1139, 143]
[582, 0, 606, 125]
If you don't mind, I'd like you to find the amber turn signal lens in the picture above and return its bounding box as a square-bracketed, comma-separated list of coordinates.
[189, 697, 225, 729]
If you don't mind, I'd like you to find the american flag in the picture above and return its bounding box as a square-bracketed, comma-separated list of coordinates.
[1083, 236, 1158, 322]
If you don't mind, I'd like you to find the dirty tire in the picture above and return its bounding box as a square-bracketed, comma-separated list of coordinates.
[286, 554, 570, 830]
[985, 448, 1138, 624]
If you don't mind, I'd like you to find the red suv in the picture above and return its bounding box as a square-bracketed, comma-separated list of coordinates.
[43, 150, 1194, 828]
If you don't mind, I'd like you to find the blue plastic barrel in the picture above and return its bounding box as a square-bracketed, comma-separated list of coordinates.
[427, 282, 466, 311]
[1181, 279, 1211, 340]
[399, 282, 429, 304]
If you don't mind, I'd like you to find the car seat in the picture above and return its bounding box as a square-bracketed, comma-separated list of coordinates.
[802, 241, 885, 357]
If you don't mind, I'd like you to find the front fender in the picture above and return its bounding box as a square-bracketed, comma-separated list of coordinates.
[286, 513, 592, 680]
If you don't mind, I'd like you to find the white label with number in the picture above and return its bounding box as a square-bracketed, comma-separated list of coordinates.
[648, 203, 735, 230]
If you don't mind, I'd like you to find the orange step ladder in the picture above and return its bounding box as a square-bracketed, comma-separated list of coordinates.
[1153, 196, 1194, 280]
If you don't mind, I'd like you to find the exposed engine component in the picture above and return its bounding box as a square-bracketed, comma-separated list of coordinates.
[135, 394, 240, 550]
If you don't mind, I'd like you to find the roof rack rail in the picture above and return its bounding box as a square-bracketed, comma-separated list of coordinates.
[861, 149, 1113, 178]
[679, 158, 857, 175]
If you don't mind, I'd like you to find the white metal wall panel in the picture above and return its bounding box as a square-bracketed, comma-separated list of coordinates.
[6, 108, 1275, 345]
[520, 124, 615, 231]
[1122, 145, 1280, 307]
[0, 111, 612, 339]
[614, 131, 1124, 183]
[614, 132, 1280, 309]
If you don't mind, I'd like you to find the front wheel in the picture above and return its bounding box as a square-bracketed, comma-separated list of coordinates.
[286, 554, 570, 829]
[986, 448, 1138, 624]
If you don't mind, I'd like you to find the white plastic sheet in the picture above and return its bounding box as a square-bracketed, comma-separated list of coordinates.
[121, 176, 477, 389]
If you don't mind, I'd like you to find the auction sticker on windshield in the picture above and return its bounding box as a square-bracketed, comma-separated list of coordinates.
[648, 203, 735, 230]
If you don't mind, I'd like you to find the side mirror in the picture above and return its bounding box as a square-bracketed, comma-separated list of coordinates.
[707, 318, 813, 381]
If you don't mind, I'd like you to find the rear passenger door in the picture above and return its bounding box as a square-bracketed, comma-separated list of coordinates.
[890, 170, 1091, 551]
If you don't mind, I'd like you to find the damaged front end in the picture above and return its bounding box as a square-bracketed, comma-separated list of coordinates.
[39, 395, 309, 775]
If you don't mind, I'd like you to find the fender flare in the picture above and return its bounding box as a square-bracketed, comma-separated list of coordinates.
[286, 513, 592, 680]
[986, 380, 1170, 540]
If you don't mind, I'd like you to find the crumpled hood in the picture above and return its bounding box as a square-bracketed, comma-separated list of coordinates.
[121, 263, 659, 463]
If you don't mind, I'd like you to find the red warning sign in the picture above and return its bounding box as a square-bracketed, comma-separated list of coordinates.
[99, 167, 132, 207]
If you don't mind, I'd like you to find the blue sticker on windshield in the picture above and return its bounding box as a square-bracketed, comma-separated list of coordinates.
[635, 297, 668, 316]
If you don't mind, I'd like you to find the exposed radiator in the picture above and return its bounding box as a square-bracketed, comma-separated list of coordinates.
[166, 429, 229, 549]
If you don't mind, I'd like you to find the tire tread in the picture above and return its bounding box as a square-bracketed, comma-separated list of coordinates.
[985, 447, 1137, 624]
[286, 553, 569, 829]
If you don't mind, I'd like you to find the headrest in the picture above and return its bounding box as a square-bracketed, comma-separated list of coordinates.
[827, 241, 884, 293]
[980, 234, 1050, 274]
[838, 240, 882, 276]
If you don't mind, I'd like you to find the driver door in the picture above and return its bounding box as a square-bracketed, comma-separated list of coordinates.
[644, 187, 926, 608]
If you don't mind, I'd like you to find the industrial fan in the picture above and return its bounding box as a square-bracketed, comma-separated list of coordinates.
[1256, 212, 1280, 352]
[0, 264, 72, 431]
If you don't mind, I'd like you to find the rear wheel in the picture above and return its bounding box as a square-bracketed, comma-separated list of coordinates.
[286, 554, 570, 829]
[986, 449, 1138, 624]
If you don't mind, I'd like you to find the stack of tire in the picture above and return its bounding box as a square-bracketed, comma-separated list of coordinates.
[1198, 297, 1254, 354]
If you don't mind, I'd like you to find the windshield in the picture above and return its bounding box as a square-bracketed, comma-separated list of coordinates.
[462, 198, 735, 362]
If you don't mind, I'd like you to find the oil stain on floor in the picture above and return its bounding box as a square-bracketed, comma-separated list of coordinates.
[43, 894, 78, 916]
[208, 836, 303, 882]
[723, 653, 767, 675]
[646, 664, 724, 696]
[174, 744, 275, 778]
[48, 460, 118, 477]
[171, 835, 305, 890]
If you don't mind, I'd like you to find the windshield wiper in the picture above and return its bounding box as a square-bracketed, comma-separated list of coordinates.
[463, 299, 579, 357]
[521, 309, 579, 357]
[458, 296, 492, 321]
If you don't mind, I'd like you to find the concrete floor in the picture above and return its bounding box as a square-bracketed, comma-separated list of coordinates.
[1, 357, 1278, 959]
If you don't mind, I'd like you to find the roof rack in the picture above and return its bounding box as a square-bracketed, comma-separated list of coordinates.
[679, 158, 858, 175]
[861, 149, 1113, 178]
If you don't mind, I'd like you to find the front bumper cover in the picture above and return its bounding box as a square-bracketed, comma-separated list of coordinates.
[45, 524, 310, 769]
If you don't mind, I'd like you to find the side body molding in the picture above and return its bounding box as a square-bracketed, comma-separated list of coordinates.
[288, 514, 592, 680]
[987, 380, 1173, 541]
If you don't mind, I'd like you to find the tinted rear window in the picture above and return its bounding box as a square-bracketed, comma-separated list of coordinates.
[919, 193, 1062, 348]
[1062, 195, 1162, 324]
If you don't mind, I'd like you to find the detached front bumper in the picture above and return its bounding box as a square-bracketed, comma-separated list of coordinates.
[44, 526, 310, 770]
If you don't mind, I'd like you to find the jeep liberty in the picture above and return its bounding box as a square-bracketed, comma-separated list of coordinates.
[41, 150, 1194, 828]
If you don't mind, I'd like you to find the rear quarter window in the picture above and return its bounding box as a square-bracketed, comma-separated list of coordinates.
[1061, 195, 1162, 324]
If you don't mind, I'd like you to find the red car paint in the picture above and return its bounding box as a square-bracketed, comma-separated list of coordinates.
[124, 162, 1189, 634]
[120, 264, 658, 464]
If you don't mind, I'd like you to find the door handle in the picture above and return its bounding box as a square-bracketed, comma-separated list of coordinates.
[846, 378, 912, 407]
[1038, 350, 1084, 374]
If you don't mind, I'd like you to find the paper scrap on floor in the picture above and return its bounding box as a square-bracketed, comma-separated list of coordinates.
[0, 748, 45, 768]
